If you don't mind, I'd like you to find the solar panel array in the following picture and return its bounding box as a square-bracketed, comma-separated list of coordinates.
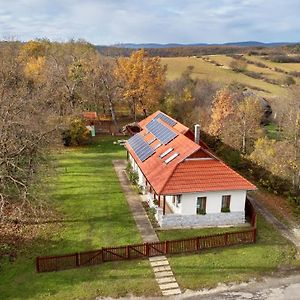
[154, 112, 177, 127]
[146, 119, 178, 145]
[128, 133, 155, 162]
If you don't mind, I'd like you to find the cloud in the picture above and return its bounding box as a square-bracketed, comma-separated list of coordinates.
[0, 0, 299, 44]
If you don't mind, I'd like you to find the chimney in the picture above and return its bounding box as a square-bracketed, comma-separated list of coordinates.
[194, 124, 200, 144]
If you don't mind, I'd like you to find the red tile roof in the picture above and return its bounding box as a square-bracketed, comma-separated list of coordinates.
[83, 112, 97, 120]
[126, 111, 256, 195]
[161, 159, 256, 194]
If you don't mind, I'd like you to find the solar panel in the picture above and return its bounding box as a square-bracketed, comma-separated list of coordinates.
[154, 112, 177, 127]
[128, 134, 155, 162]
[146, 119, 178, 145]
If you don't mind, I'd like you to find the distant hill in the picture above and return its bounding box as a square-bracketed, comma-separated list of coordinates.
[108, 41, 297, 49]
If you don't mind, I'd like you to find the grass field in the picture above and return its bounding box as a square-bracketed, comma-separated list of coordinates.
[1, 137, 299, 299]
[244, 55, 300, 73]
[0, 137, 159, 300]
[163, 215, 299, 291]
[209, 55, 285, 81]
[161, 56, 292, 98]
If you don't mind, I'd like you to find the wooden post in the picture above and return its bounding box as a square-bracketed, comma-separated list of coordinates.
[126, 246, 130, 259]
[76, 253, 80, 267]
[163, 196, 166, 215]
[101, 247, 105, 262]
[158, 195, 161, 207]
[225, 233, 229, 246]
[196, 237, 200, 251]
[145, 243, 149, 257]
[165, 240, 169, 254]
[36, 257, 40, 272]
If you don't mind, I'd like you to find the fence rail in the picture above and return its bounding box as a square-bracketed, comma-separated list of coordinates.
[36, 199, 257, 272]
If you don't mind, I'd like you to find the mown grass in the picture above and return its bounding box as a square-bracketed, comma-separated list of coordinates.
[157, 225, 247, 241]
[0, 137, 159, 300]
[161, 56, 288, 97]
[165, 215, 299, 291]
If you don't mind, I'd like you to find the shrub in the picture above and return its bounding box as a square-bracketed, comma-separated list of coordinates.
[243, 70, 263, 79]
[289, 71, 300, 78]
[62, 118, 91, 146]
[221, 207, 230, 213]
[282, 76, 296, 86]
[230, 59, 247, 72]
[126, 163, 139, 185]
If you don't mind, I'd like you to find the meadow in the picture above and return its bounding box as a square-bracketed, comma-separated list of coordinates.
[161, 55, 300, 98]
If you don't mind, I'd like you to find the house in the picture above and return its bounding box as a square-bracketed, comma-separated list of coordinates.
[125, 111, 256, 228]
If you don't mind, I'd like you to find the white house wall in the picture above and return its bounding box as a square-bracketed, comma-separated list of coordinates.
[180, 190, 246, 215]
[161, 190, 247, 228]
[128, 153, 146, 189]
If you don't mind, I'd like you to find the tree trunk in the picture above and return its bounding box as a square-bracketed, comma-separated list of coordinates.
[109, 100, 120, 133]
[242, 120, 246, 154]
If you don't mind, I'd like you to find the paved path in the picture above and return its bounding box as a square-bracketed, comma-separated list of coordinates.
[247, 195, 300, 251]
[184, 273, 300, 300]
[113, 160, 181, 296]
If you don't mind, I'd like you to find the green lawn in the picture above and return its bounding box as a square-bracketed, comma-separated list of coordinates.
[0, 137, 159, 299]
[1, 137, 299, 299]
[157, 225, 248, 241]
[164, 215, 299, 291]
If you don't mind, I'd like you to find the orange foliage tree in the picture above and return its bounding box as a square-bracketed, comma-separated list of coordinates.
[208, 87, 235, 136]
[115, 49, 166, 121]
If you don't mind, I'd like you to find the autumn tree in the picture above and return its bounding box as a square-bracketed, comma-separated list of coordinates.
[222, 97, 263, 154]
[116, 49, 166, 121]
[83, 56, 121, 132]
[208, 87, 235, 136]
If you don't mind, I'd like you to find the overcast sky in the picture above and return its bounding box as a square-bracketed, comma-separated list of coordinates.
[0, 0, 299, 45]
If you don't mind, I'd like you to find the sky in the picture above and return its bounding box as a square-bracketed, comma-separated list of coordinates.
[0, 0, 299, 45]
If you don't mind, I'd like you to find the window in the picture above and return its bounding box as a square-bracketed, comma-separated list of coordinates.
[164, 153, 179, 164]
[148, 138, 156, 145]
[160, 147, 173, 158]
[221, 195, 231, 212]
[154, 143, 162, 150]
[196, 197, 206, 215]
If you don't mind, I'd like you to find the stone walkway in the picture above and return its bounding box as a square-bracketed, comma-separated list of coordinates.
[113, 160, 181, 296]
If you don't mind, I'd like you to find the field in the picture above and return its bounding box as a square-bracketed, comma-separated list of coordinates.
[161, 55, 300, 98]
[0, 137, 159, 300]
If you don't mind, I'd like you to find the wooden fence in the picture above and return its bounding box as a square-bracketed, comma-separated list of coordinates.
[36, 199, 257, 273]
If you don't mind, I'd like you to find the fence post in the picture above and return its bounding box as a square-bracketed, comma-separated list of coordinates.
[126, 246, 130, 259]
[196, 237, 200, 251]
[225, 233, 229, 246]
[76, 253, 80, 267]
[145, 243, 149, 257]
[253, 227, 257, 243]
[101, 247, 105, 262]
[165, 240, 169, 254]
[36, 257, 40, 272]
